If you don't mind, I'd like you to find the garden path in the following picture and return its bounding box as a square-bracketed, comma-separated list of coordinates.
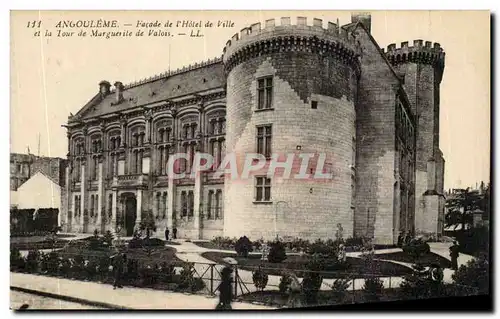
[166, 239, 475, 295]
[10, 272, 275, 310]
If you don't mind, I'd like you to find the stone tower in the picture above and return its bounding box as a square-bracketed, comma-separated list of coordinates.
[222, 17, 361, 240]
[385, 41, 446, 236]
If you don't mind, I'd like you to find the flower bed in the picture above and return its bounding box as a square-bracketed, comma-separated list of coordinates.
[374, 251, 451, 268]
[201, 252, 412, 279]
[10, 245, 205, 293]
[237, 288, 404, 307]
[193, 236, 395, 254]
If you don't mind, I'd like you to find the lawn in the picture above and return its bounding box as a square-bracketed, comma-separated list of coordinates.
[374, 251, 451, 268]
[237, 288, 404, 308]
[201, 252, 412, 279]
[58, 241, 183, 266]
[10, 236, 84, 251]
[192, 241, 227, 250]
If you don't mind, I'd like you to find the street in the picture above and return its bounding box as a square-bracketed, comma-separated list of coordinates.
[10, 291, 104, 310]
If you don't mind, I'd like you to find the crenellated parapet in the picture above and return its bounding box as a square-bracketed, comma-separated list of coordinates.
[111, 56, 223, 91]
[222, 17, 361, 74]
[384, 40, 445, 71]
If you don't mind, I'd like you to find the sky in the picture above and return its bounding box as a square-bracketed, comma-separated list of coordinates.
[10, 10, 490, 190]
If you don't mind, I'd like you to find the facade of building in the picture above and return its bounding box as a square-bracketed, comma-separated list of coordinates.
[10, 153, 68, 209]
[10, 153, 36, 191]
[63, 13, 446, 244]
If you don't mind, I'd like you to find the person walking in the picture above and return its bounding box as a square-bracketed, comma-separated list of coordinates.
[111, 252, 125, 289]
[165, 228, 170, 241]
[216, 266, 233, 310]
[449, 241, 460, 270]
[397, 232, 404, 247]
[173, 227, 177, 240]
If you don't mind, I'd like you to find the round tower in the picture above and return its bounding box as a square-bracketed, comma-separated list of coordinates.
[222, 17, 361, 240]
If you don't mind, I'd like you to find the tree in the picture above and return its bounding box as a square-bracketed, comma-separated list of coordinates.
[445, 188, 482, 231]
[452, 252, 489, 296]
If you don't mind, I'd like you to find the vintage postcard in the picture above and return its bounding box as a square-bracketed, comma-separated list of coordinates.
[9, 10, 491, 311]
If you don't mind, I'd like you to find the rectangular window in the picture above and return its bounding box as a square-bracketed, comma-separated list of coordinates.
[188, 191, 194, 217]
[256, 125, 272, 158]
[191, 124, 197, 139]
[108, 194, 113, 218]
[163, 192, 168, 218]
[216, 190, 223, 219]
[311, 101, 318, 109]
[257, 77, 273, 110]
[255, 176, 271, 202]
[181, 192, 187, 217]
[207, 190, 213, 219]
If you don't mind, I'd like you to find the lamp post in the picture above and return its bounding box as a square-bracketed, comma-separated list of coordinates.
[274, 201, 288, 240]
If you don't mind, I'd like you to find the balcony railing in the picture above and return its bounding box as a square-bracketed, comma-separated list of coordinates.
[112, 174, 148, 188]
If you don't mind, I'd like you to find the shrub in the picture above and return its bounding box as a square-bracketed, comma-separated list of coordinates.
[40, 251, 60, 275]
[144, 238, 165, 247]
[235, 236, 253, 257]
[139, 265, 159, 286]
[400, 263, 445, 299]
[85, 259, 99, 279]
[267, 240, 287, 263]
[125, 259, 139, 282]
[331, 278, 351, 304]
[307, 239, 338, 259]
[252, 267, 269, 291]
[344, 236, 365, 251]
[363, 277, 384, 302]
[212, 236, 236, 249]
[25, 250, 40, 273]
[128, 237, 144, 249]
[289, 238, 310, 252]
[70, 255, 86, 279]
[456, 227, 489, 256]
[97, 257, 111, 277]
[452, 252, 489, 295]
[10, 248, 25, 271]
[86, 235, 106, 251]
[103, 231, 114, 246]
[59, 257, 72, 276]
[402, 239, 431, 260]
[159, 262, 175, 283]
[177, 262, 196, 291]
[279, 273, 292, 293]
[302, 255, 324, 305]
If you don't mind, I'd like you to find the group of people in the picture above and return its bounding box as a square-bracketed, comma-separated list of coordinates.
[164, 227, 177, 241]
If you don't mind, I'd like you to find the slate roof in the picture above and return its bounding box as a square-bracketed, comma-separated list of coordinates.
[73, 59, 225, 121]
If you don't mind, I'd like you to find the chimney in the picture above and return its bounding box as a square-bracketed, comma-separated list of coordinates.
[114, 81, 124, 103]
[351, 12, 371, 34]
[99, 80, 111, 96]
